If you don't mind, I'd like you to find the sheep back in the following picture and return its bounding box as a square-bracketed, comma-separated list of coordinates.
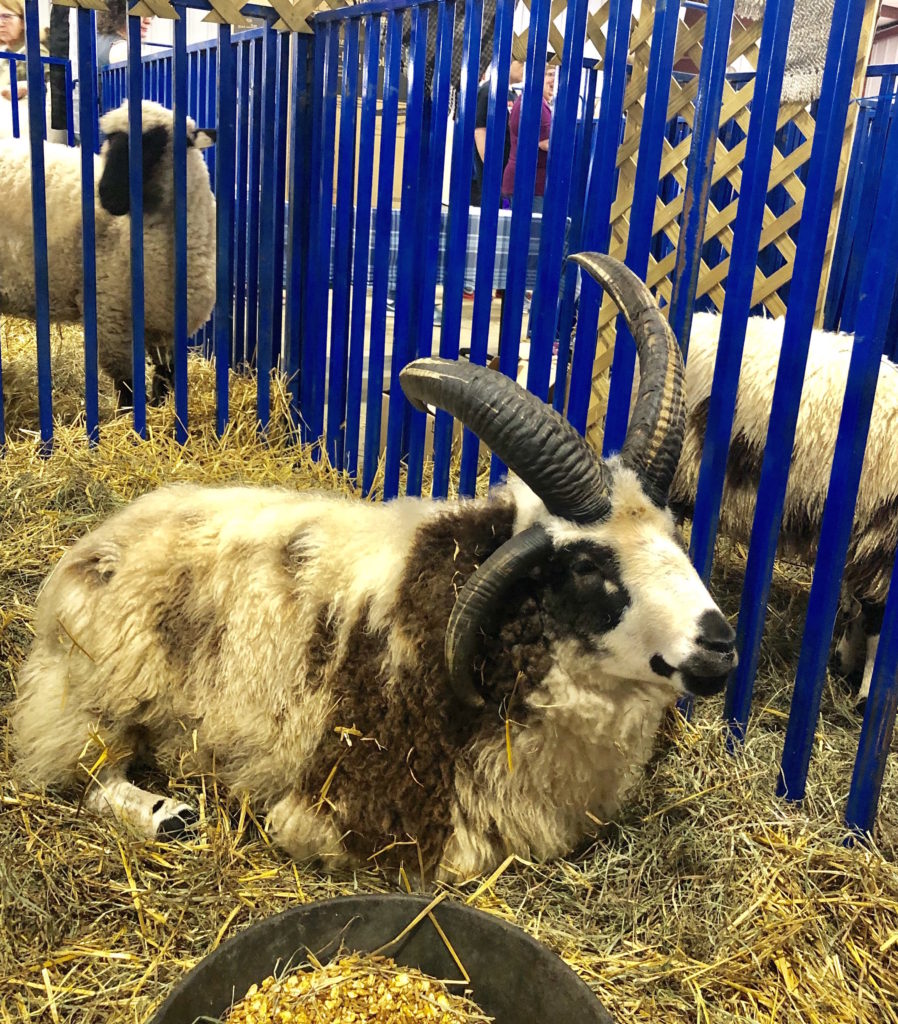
[12, 484, 517, 871]
[673, 313, 898, 602]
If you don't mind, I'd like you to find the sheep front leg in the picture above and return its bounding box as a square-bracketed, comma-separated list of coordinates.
[149, 344, 174, 407]
[858, 601, 885, 705]
[833, 591, 864, 681]
[266, 791, 347, 866]
[84, 769, 198, 840]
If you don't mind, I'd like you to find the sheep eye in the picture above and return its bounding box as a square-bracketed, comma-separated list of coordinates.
[572, 558, 600, 577]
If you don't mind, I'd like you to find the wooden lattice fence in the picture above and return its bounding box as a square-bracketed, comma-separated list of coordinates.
[567, 0, 879, 444]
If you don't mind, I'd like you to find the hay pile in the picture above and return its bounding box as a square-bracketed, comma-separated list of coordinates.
[1, 315, 898, 1024]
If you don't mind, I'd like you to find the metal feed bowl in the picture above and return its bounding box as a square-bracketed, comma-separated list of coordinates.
[148, 893, 616, 1024]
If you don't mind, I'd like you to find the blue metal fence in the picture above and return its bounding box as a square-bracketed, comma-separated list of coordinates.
[824, 64, 898, 360]
[4, 0, 898, 833]
[0, 50, 75, 145]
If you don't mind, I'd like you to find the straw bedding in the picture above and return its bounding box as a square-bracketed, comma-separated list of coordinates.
[1, 315, 898, 1024]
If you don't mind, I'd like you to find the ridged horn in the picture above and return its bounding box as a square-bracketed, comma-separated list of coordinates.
[399, 359, 612, 524]
[444, 524, 553, 707]
[569, 252, 687, 506]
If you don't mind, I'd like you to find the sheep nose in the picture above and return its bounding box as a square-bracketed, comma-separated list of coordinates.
[696, 608, 736, 656]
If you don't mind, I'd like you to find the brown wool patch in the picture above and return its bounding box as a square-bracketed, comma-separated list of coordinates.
[153, 564, 225, 670]
[282, 528, 312, 576]
[306, 606, 338, 689]
[300, 501, 517, 874]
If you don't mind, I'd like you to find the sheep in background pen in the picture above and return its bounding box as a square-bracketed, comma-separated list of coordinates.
[12, 255, 737, 881]
[0, 100, 216, 408]
[668, 311, 898, 704]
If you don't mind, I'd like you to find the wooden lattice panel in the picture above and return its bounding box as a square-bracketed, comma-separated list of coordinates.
[582, 0, 878, 447]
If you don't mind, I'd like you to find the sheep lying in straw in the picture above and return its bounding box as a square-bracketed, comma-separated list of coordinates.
[12, 256, 736, 880]
[670, 312, 898, 703]
[0, 100, 216, 408]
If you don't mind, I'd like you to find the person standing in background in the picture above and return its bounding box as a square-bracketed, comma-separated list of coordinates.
[95, 0, 151, 67]
[470, 58, 524, 208]
[0, 0, 48, 138]
[501, 64, 556, 212]
[465, 59, 524, 300]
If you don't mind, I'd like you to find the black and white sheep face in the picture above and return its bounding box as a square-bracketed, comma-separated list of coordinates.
[542, 472, 736, 698]
[97, 102, 216, 217]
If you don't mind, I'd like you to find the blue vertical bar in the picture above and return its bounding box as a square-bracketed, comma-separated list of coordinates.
[78, 8, 100, 445]
[845, 557, 898, 833]
[566, 0, 633, 436]
[552, 66, 598, 416]
[172, 6, 189, 442]
[233, 39, 251, 369]
[285, 34, 313, 431]
[301, 20, 338, 447]
[9, 57, 19, 138]
[668, 0, 737, 354]
[839, 86, 894, 332]
[127, 13, 147, 436]
[404, 0, 456, 493]
[325, 20, 360, 467]
[24, 0, 52, 447]
[345, 15, 381, 479]
[270, 32, 290, 368]
[361, 10, 402, 494]
[525, 0, 590, 401]
[458, 0, 516, 493]
[724, 0, 869, 742]
[688, 0, 795, 584]
[256, 20, 279, 430]
[780, 116, 898, 799]
[602, 0, 681, 457]
[64, 60, 75, 146]
[824, 102, 871, 330]
[384, 5, 429, 500]
[244, 37, 263, 369]
[214, 23, 236, 436]
[494, 2, 553, 480]
[431, 0, 483, 498]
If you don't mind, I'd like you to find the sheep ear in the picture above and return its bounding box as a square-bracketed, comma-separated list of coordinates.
[98, 131, 131, 216]
[192, 129, 216, 150]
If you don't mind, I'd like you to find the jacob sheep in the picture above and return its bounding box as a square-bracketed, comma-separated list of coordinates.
[670, 312, 898, 703]
[12, 256, 737, 880]
[0, 100, 216, 406]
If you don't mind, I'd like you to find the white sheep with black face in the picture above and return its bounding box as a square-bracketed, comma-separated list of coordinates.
[12, 256, 737, 881]
[0, 100, 216, 407]
[671, 312, 898, 704]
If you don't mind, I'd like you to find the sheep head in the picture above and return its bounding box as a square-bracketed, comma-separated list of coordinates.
[97, 100, 216, 217]
[400, 253, 737, 707]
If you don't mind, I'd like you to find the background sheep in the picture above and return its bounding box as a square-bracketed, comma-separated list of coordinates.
[670, 311, 898, 702]
[12, 255, 736, 881]
[0, 100, 216, 407]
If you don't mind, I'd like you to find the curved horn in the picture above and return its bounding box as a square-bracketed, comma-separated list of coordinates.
[569, 253, 686, 506]
[400, 359, 612, 524]
[444, 524, 553, 707]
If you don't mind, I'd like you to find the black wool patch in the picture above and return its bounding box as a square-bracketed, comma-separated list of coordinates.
[98, 125, 171, 216]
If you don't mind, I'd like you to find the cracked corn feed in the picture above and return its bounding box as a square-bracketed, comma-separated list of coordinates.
[225, 953, 493, 1024]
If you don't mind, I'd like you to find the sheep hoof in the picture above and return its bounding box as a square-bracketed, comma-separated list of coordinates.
[152, 799, 199, 840]
[829, 653, 862, 690]
[150, 378, 172, 407]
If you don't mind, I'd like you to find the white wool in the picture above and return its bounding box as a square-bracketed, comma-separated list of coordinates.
[0, 100, 216, 390]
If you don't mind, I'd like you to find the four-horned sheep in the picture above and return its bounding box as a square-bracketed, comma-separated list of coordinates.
[12, 255, 737, 881]
[670, 311, 898, 703]
[0, 100, 216, 407]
